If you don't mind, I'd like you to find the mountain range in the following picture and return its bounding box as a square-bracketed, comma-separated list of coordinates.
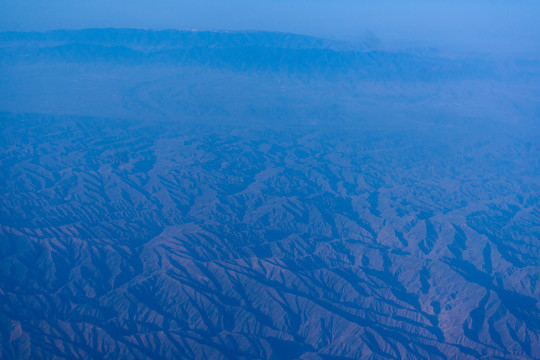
[0, 29, 539, 359]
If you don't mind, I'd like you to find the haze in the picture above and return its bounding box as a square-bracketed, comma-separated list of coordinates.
[1, 0, 540, 55]
[1, 1, 540, 359]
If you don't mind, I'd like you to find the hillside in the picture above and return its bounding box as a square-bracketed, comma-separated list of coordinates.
[1, 29, 539, 359]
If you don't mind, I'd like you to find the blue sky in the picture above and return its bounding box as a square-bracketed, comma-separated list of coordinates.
[1, 0, 539, 54]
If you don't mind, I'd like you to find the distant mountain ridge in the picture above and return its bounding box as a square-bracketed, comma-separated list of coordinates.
[0, 29, 494, 81]
[0, 28, 349, 50]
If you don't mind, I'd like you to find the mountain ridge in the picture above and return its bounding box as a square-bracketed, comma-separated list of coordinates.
[0, 29, 497, 81]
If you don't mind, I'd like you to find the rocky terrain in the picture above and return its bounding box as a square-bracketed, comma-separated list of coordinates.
[0, 29, 539, 359]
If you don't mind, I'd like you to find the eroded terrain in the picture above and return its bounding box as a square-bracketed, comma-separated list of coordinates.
[1, 30, 539, 359]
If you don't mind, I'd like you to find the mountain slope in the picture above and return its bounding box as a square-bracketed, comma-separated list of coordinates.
[0, 30, 539, 359]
